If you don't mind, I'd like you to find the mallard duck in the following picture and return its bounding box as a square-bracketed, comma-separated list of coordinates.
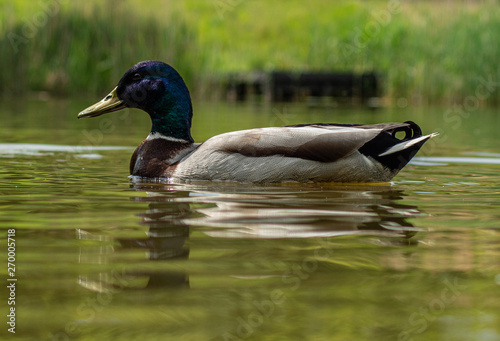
[78, 61, 435, 183]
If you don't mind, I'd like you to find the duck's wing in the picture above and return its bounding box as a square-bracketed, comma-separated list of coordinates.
[201, 122, 425, 163]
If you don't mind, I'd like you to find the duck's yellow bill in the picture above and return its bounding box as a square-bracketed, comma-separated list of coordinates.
[77, 87, 127, 119]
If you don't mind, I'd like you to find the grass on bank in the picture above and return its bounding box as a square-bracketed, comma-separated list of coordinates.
[0, 0, 499, 105]
[0, 1, 203, 96]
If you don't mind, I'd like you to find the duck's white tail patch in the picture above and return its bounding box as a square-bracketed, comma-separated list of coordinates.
[378, 133, 438, 157]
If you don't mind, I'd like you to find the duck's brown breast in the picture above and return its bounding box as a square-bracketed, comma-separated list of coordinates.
[130, 138, 195, 178]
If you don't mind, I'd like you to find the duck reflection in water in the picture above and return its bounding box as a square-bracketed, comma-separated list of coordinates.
[77, 187, 191, 292]
[77, 181, 424, 292]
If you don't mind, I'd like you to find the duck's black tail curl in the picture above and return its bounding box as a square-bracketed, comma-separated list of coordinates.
[386, 121, 422, 141]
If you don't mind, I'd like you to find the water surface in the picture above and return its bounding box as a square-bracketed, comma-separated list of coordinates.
[1, 99, 499, 340]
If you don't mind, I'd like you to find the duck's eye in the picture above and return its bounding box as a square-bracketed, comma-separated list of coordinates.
[132, 73, 142, 81]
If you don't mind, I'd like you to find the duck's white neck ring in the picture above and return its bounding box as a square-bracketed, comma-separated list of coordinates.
[146, 132, 190, 143]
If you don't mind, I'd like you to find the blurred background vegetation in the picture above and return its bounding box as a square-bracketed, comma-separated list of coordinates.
[1, 0, 499, 105]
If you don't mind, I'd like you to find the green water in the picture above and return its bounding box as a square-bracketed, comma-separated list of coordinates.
[1, 99, 499, 341]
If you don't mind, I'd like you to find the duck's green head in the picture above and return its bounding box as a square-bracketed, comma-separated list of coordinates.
[78, 60, 193, 142]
